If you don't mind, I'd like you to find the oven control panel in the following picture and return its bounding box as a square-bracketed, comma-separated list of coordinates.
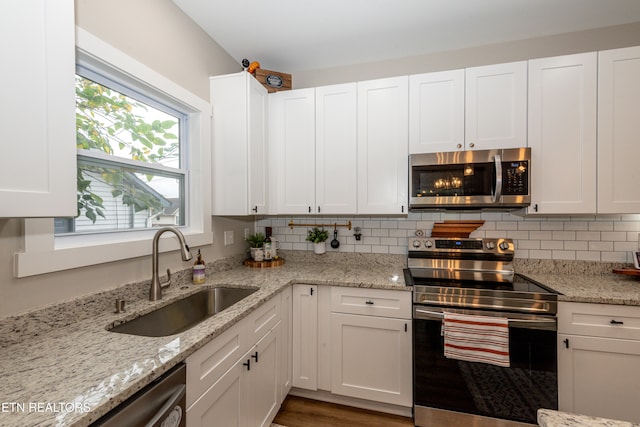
[408, 237, 513, 254]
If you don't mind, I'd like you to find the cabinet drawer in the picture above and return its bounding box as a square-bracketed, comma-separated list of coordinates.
[244, 294, 281, 345]
[330, 287, 412, 319]
[558, 302, 640, 340]
[186, 320, 247, 407]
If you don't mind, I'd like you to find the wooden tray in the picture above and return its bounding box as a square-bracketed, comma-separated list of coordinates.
[244, 258, 285, 268]
[613, 268, 640, 277]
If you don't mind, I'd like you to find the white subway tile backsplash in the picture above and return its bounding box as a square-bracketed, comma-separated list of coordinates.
[257, 213, 640, 263]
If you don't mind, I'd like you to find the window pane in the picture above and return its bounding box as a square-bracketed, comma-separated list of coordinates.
[75, 75, 181, 168]
[55, 71, 188, 236]
[58, 158, 185, 234]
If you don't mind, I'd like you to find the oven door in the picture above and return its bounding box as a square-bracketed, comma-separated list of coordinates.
[413, 307, 557, 426]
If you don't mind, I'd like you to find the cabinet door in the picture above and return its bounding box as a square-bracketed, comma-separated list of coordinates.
[527, 53, 597, 214]
[331, 313, 412, 407]
[465, 61, 527, 150]
[598, 46, 640, 213]
[247, 325, 281, 427]
[357, 76, 409, 214]
[558, 334, 640, 423]
[0, 0, 76, 217]
[315, 83, 357, 214]
[409, 70, 465, 153]
[212, 72, 268, 215]
[292, 284, 318, 390]
[279, 286, 292, 401]
[187, 354, 246, 427]
[270, 88, 316, 214]
[248, 75, 269, 214]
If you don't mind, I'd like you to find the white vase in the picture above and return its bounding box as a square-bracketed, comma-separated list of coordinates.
[250, 247, 264, 261]
[313, 242, 326, 255]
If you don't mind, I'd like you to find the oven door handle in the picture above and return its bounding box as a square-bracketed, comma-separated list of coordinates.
[492, 154, 503, 203]
[413, 308, 557, 331]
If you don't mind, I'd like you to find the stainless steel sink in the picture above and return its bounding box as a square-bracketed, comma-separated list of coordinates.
[109, 287, 258, 337]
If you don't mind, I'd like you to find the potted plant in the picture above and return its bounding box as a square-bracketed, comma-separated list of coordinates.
[306, 227, 329, 254]
[245, 232, 266, 261]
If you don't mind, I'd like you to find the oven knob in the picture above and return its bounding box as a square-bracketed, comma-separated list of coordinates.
[485, 241, 495, 250]
[412, 240, 422, 248]
[499, 241, 510, 250]
[424, 240, 433, 248]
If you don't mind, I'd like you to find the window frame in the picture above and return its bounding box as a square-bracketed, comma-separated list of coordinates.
[15, 27, 213, 278]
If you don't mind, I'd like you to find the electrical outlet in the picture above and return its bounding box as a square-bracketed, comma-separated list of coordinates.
[224, 230, 234, 246]
[244, 228, 250, 239]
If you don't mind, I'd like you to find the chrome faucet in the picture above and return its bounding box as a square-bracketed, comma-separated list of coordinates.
[150, 227, 193, 301]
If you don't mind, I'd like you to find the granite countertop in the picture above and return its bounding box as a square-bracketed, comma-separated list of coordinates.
[1, 253, 639, 427]
[515, 259, 640, 306]
[538, 409, 640, 427]
[0, 254, 407, 427]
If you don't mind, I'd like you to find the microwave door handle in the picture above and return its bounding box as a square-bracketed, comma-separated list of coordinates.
[492, 154, 503, 203]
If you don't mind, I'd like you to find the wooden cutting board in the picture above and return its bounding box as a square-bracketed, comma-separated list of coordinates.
[431, 220, 485, 238]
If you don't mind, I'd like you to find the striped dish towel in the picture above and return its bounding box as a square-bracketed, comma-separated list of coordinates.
[443, 312, 510, 367]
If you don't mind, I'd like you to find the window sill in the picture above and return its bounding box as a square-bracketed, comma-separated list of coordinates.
[14, 228, 213, 278]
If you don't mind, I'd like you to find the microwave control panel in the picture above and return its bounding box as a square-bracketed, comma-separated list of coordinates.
[503, 161, 528, 195]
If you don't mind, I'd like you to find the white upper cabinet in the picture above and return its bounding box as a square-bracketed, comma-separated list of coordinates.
[409, 69, 465, 153]
[315, 83, 358, 214]
[211, 72, 268, 215]
[269, 88, 316, 214]
[598, 46, 640, 214]
[465, 61, 528, 151]
[357, 76, 409, 214]
[409, 62, 527, 154]
[527, 52, 597, 214]
[0, 0, 76, 217]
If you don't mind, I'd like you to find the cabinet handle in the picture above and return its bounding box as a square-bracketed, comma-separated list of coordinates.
[405, 323, 408, 332]
[456, 143, 462, 149]
[365, 300, 374, 305]
[563, 338, 569, 349]
[534, 204, 539, 212]
[243, 359, 251, 371]
[252, 206, 258, 213]
[251, 351, 259, 363]
[610, 319, 624, 325]
[318, 206, 321, 213]
[469, 142, 475, 148]
[401, 205, 404, 213]
[308, 206, 311, 213]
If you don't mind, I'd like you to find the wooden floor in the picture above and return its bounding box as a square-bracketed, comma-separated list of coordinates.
[272, 396, 415, 427]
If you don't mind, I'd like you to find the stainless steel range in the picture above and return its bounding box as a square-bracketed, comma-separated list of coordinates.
[404, 236, 559, 427]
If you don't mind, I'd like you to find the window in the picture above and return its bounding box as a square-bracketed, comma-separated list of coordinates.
[55, 67, 188, 235]
[16, 28, 212, 278]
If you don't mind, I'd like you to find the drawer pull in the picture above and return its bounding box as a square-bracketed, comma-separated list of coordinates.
[365, 300, 374, 305]
[610, 319, 624, 325]
[243, 359, 251, 371]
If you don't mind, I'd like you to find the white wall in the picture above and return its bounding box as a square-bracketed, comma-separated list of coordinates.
[294, 21, 640, 89]
[0, 0, 250, 319]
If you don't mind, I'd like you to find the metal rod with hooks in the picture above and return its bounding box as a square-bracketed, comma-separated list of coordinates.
[288, 220, 352, 230]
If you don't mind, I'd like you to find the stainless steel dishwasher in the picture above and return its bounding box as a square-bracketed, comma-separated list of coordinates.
[91, 363, 186, 427]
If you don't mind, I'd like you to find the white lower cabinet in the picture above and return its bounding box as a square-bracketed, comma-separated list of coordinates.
[329, 287, 412, 408]
[330, 312, 412, 407]
[186, 293, 284, 427]
[292, 284, 318, 390]
[558, 302, 640, 423]
[291, 286, 413, 410]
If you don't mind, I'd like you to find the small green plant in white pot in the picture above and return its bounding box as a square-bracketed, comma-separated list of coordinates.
[306, 227, 329, 254]
[245, 232, 266, 261]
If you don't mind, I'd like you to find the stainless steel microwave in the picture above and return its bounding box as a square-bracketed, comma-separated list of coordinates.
[409, 147, 531, 210]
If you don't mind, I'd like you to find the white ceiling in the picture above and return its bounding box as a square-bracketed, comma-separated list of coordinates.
[173, 0, 640, 73]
